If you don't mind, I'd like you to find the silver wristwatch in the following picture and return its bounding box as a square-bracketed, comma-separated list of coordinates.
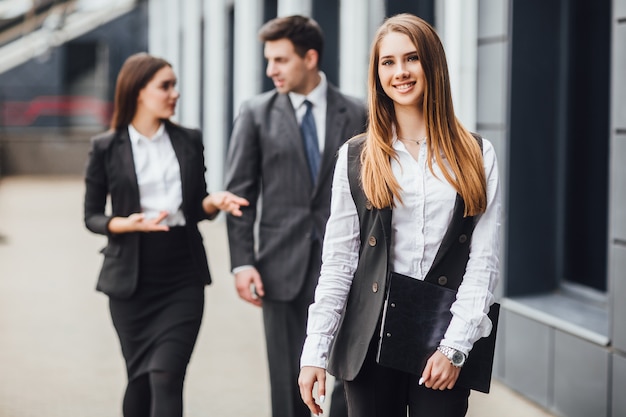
[437, 345, 467, 368]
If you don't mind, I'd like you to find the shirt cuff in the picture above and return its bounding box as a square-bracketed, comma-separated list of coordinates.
[442, 314, 493, 355]
[232, 265, 254, 275]
[300, 334, 332, 369]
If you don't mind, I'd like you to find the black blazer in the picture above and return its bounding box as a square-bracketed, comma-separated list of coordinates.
[84, 120, 213, 299]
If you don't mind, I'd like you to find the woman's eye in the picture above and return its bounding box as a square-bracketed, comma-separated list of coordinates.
[161, 82, 176, 90]
[381, 60, 393, 66]
[408, 55, 419, 62]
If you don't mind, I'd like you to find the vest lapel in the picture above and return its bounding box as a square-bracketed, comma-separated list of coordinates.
[428, 194, 466, 274]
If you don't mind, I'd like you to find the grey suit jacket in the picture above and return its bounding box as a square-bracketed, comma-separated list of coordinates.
[225, 84, 367, 301]
[84, 121, 213, 299]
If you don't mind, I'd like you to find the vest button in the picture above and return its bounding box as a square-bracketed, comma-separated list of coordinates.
[372, 282, 379, 293]
[438, 276, 448, 286]
[386, 332, 392, 338]
[459, 234, 468, 243]
[368, 236, 377, 246]
[365, 200, 373, 210]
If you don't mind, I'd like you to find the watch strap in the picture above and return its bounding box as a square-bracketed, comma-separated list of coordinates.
[437, 345, 466, 367]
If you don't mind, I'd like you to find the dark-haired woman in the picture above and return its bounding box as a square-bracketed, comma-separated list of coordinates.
[84, 52, 248, 417]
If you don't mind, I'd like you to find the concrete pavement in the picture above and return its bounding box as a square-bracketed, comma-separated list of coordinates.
[0, 176, 557, 417]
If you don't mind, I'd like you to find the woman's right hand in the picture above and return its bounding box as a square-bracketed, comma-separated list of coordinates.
[108, 211, 170, 234]
[298, 366, 327, 416]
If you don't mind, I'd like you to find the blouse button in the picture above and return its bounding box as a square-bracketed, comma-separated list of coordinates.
[365, 200, 373, 210]
[438, 276, 448, 286]
[459, 234, 468, 243]
[368, 236, 377, 246]
[372, 282, 379, 293]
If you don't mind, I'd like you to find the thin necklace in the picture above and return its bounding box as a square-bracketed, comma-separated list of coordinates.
[398, 136, 427, 145]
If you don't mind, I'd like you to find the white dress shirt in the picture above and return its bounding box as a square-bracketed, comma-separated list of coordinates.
[289, 71, 328, 153]
[128, 123, 186, 226]
[300, 136, 501, 369]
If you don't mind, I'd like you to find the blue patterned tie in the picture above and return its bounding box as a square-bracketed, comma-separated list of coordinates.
[300, 100, 320, 183]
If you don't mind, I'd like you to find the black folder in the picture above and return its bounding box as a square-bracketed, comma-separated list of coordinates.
[376, 272, 500, 393]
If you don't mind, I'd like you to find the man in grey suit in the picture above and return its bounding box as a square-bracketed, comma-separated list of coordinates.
[225, 15, 367, 417]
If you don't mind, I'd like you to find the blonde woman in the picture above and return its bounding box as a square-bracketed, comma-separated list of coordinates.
[298, 14, 501, 417]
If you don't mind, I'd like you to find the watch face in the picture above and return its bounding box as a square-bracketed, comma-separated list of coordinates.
[452, 351, 465, 366]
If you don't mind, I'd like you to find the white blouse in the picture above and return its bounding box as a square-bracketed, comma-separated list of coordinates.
[128, 123, 186, 226]
[300, 136, 501, 369]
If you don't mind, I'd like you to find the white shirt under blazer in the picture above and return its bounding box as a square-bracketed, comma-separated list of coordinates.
[301, 136, 501, 369]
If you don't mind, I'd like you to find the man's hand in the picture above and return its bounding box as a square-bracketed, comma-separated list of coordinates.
[234, 267, 264, 307]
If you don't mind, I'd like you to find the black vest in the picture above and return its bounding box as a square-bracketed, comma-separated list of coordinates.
[327, 134, 482, 381]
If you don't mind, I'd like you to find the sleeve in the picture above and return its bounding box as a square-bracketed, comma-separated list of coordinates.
[83, 136, 113, 236]
[300, 144, 361, 369]
[441, 138, 502, 355]
[224, 101, 261, 268]
[191, 128, 214, 221]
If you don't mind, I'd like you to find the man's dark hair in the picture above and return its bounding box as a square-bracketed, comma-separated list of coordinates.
[258, 15, 324, 64]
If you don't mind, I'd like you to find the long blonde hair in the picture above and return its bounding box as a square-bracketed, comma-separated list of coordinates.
[361, 13, 486, 217]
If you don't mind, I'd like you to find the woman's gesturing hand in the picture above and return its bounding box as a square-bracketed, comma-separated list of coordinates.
[108, 211, 170, 234]
[202, 191, 249, 217]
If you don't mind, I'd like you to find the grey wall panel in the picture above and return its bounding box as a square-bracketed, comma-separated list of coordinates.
[613, 24, 626, 130]
[478, 0, 508, 39]
[610, 137, 626, 241]
[616, 0, 626, 18]
[476, 129, 507, 188]
[613, 353, 626, 417]
[610, 245, 626, 352]
[553, 331, 609, 417]
[477, 129, 506, 164]
[476, 128, 507, 301]
[502, 311, 551, 408]
[477, 42, 507, 127]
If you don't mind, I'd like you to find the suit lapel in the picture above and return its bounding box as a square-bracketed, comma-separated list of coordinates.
[116, 128, 141, 210]
[313, 86, 349, 196]
[273, 93, 315, 189]
[166, 123, 191, 206]
[272, 87, 350, 196]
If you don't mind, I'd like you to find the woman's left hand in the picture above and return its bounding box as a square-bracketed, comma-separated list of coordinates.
[202, 191, 249, 217]
[420, 350, 461, 390]
[298, 366, 327, 416]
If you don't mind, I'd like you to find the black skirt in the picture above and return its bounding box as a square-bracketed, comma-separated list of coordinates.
[109, 227, 205, 380]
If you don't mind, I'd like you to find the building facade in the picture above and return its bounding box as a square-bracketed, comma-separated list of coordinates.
[150, 1, 622, 416]
[0, 0, 147, 174]
[0, 1, 623, 415]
